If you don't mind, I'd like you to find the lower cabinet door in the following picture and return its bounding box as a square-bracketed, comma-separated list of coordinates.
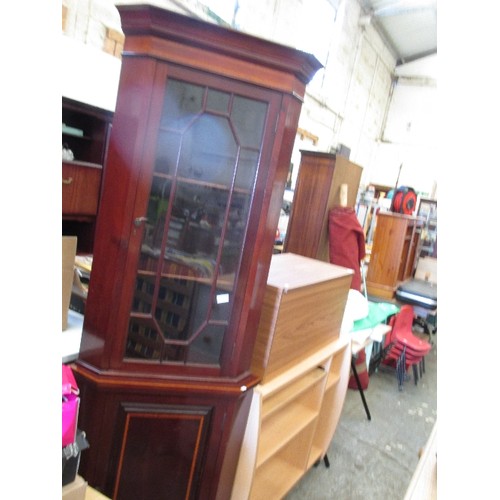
[114, 402, 212, 500]
[74, 368, 255, 500]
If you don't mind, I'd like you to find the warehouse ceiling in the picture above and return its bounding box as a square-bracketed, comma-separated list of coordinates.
[358, 0, 437, 65]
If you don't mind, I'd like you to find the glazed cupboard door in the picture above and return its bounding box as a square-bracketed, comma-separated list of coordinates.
[83, 60, 283, 376]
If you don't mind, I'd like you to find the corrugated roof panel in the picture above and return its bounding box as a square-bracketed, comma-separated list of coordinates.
[359, 0, 437, 64]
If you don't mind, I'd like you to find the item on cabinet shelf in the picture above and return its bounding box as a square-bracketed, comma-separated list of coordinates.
[62, 123, 84, 137]
[251, 253, 353, 383]
[284, 151, 363, 262]
[62, 237, 77, 330]
[73, 5, 321, 500]
[62, 142, 75, 161]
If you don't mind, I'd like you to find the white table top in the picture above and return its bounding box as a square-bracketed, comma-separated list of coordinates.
[62, 310, 84, 364]
[351, 323, 392, 355]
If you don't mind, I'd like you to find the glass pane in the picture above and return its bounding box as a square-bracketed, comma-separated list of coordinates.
[221, 193, 251, 277]
[161, 183, 229, 272]
[178, 115, 238, 185]
[135, 176, 172, 276]
[155, 131, 182, 175]
[160, 80, 204, 129]
[127, 317, 162, 359]
[232, 95, 267, 148]
[185, 323, 226, 365]
[206, 88, 230, 113]
[125, 77, 270, 366]
[235, 148, 259, 191]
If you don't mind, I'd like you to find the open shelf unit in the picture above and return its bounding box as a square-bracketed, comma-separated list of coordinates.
[256, 366, 326, 468]
[308, 341, 351, 469]
[232, 337, 351, 500]
[62, 97, 113, 254]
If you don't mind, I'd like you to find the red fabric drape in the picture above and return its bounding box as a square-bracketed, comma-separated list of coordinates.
[328, 206, 366, 292]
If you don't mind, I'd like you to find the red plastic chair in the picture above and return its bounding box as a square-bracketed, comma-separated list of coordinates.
[383, 305, 432, 390]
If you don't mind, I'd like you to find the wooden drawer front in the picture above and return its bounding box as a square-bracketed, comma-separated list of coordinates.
[62, 162, 102, 216]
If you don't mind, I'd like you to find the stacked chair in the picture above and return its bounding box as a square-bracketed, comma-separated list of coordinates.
[383, 305, 432, 390]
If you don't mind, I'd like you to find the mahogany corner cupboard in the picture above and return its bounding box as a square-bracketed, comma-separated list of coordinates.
[73, 5, 321, 500]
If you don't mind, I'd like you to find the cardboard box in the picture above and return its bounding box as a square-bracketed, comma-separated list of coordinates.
[63, 237, 77, 330]
[62, 475, 87, 500]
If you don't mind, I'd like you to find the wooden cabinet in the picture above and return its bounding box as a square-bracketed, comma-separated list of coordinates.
[230, 253, 352, 499]
[366, 212, 424, 299]
[74, 5, 321, 500]
[284, 151, 363, 262]
[62, 97, 113, 253]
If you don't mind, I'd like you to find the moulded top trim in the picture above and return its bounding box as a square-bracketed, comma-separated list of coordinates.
[117, 4, 323, 85]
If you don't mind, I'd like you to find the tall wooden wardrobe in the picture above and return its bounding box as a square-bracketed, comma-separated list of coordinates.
[284, 150, 363, 262]
[72, 5, 321, 500]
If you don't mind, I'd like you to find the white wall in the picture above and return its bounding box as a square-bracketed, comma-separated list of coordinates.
[366, 54, 438, 196]
[61, 35, 122, 111]
[64, 0, 437, 196]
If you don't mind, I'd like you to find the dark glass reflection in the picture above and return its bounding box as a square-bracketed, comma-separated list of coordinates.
[125, 77, 268, 365]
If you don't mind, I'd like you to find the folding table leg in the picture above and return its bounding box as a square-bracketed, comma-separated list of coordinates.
[351, 358, 371, 420]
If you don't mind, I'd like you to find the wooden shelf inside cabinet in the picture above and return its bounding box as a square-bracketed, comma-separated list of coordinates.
[257, 366, 326, 467]
[309, 340, 351, 468]
[251, 453, 304, 500]
[62, 97, 113, 165]
[232, 338, 351, 500]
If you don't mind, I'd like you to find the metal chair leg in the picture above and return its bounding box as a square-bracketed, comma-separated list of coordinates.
[396, 348, 406, 390]
[413, 363, 418, 385]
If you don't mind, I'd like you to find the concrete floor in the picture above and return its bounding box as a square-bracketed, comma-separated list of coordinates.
[285, 333, 437, 500]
